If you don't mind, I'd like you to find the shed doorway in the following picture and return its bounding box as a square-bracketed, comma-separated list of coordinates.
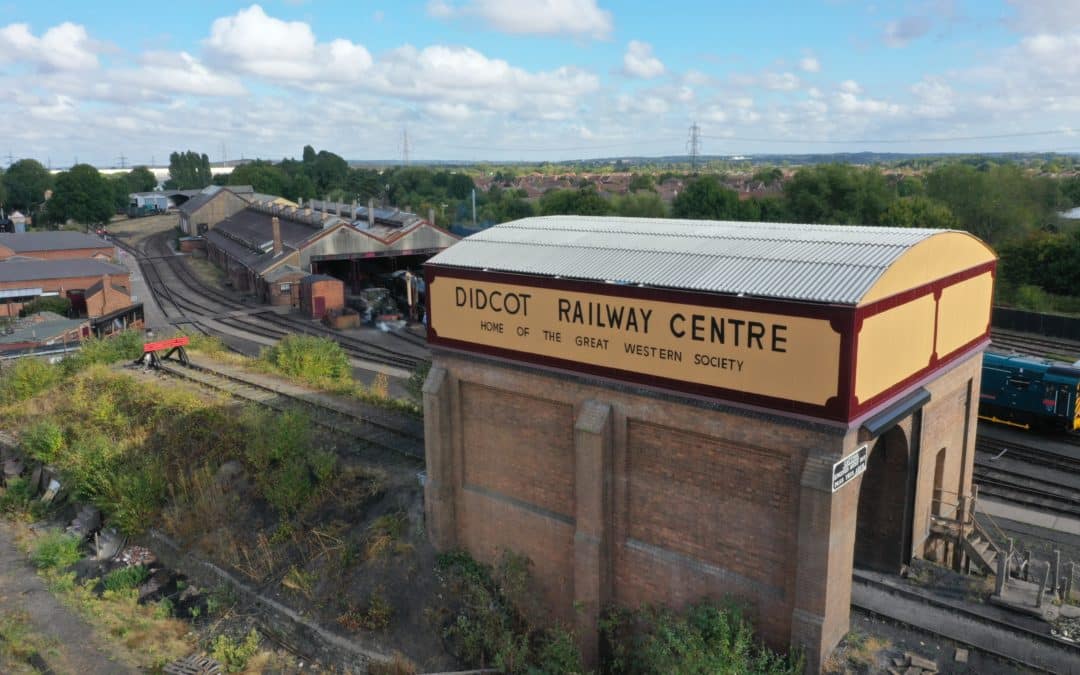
[854, 426, 914, 574]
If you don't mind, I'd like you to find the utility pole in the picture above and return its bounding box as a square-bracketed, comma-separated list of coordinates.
[402, 127, 410, 166]
[117, 153, 127, 169]
[686, 122, 701, 172]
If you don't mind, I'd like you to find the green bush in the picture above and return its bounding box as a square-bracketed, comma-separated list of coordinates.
[18, 296, 72, 317]
[21, 421, 65, 464]
[211, 628, 260, 673]
[30, 531, 82, 570]
[601, 601, 803, 675]
[437, 550, 583, 673]
[0, 358, 62, 404]
[0, 477, 42, 517]
[242, 409, 333, 515]
[405, 360, 431, 406]
[259, 335, 351, 386]
[102, 564, 150, 591]
[62, 330, 144, 374]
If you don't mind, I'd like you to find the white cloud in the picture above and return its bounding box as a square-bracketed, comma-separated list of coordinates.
[763, 72, 800, 91]
[622, 41, 665, 79]
[1006, 1, 1080, 36]
[883, 15, 932, 48]
[839, 79, 862, 94]
[428, 0, 612, 39]
[125, 51, 246, 97]
[799, 56, 820, 73]
[910, 77, 955, 118]
[616, 94, 669, 115]
[0, 21, 100, 71]
[204, 4, 372, 82]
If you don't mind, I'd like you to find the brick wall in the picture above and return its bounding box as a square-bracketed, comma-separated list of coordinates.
[425, 349, 983, 670]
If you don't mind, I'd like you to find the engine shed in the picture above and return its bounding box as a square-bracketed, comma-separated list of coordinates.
[422, 215, 997, 670]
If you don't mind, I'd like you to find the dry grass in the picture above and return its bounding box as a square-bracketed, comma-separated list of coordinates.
[162, 465, 241, 544]
[368, 651, 417, 675]
[106, 213, 178, 247]
[45, 571, 195, 671]
[838, 631, 893, 673]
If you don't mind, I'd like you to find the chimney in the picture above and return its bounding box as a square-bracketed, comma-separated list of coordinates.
[298, 197, 304, 208]
[428, 208, 435, 226]
[271, 216, 282, 256]
[367, 198, 375, 228]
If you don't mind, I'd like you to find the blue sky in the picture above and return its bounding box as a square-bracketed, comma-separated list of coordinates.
[1, 0, 1078, 166]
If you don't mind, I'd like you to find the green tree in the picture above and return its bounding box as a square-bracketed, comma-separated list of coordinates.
[783, 164, 892, 225]
[615, 192, 667, 218]
[672, 175, 739, 219]
[3, 159, 53, 213]
[880, 196, 958, 229]
[0, 167, 6, 209]
[306, 150, 349, 194]
[538, 187, 612, 216]
[166, 151, 212, 189]
[447, 173, 475, 200]
[752, 166, 783, 186]
[124, 166, 157, 193]
[226, 161, 290, 197]
[925, 163, 1053, 244]
[107, 175, 130, 211]
[302, 145, 317, 164]
[628, 173, 656, 192]
[46, 164, 114, 226]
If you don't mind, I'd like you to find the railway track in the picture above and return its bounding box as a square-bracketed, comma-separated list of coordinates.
[989, 329, 1080, 361]
[151, 360, 424, 460]
[114, 233, 429, 371]
[973, 431, 1080, 518]
[852, 571, 1077, 673]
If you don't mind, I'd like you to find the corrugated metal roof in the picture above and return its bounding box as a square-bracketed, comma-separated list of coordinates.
[0, 258, 127, 283]
[426, 215, 951, 305]
[0, 231, 113, 253]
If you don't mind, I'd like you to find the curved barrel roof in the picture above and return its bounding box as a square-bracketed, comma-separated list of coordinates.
[427, 215, 996, 306]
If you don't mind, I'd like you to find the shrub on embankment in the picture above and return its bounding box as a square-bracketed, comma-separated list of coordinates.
[258, 334, 352, 387]
[6, 366, 335, 534]
[0, 329, 145, 405]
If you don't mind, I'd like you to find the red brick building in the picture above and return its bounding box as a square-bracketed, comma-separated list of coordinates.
[0, 258, 130, 318]
[0, 231, 115, 261]
[422, 216, 997, 670]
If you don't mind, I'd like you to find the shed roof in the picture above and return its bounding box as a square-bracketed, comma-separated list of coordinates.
[0, 231, 113, 253]
[426, 215, 996, 306]
[179, 186, 249, 216]
[0, 258, 127, 283]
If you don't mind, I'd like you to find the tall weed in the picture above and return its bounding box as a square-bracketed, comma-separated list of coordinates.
[259, 335, 352, 386]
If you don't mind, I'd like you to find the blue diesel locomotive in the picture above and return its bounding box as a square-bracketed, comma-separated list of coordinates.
[980, 352, 1080, 431]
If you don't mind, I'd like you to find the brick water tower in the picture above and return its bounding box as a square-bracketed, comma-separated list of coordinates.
[421, 216, 996, 670]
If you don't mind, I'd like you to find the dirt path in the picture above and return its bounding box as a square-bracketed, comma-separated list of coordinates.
[0, 521, 138, 674]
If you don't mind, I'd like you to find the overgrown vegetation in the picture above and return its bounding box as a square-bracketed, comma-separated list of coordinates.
[601, 602, 804, 674]
[18, 296, 72, 317]
[259, 334, 352, 387]
[211, 629, 261, 673]
[435, 550, 584, 674]
[29, 531, 82, 571]
[101, 565, 151, 592]
[7, 366, 335, 534]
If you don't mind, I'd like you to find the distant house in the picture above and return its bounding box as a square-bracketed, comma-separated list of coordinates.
[84, 275, 133, 318]
[178, 186, 251, 235]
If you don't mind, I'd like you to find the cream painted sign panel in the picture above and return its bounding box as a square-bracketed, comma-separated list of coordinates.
[430, 277, 842, 405]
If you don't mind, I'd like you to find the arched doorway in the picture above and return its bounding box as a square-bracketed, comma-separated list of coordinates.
[854, 426, 912, 574]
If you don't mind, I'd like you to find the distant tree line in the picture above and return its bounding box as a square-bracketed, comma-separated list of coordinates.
[0, 159, 157, 227]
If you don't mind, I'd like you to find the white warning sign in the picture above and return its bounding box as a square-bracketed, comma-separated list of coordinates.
[832, 445, 868, 493]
